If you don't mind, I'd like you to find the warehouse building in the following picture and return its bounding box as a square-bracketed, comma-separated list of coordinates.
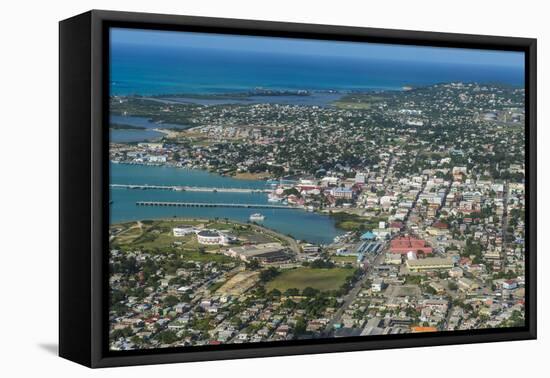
[406, 257, 454, 272]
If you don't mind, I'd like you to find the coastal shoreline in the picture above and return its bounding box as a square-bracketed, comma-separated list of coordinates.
[109, 216, 304, 251]
[151, 128, 181, 139]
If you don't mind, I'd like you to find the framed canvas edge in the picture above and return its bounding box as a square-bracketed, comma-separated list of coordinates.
[79, 9, 536, 368]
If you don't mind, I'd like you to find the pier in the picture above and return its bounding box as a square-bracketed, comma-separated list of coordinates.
[136, 201, 299, 210]
[110, 183, 270, 193]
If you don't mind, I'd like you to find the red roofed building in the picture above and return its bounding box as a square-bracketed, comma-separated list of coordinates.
[432, 221, 449, 229]
[390, 236, 433, 255]
[460, 257, 472, 266]
[296, 184, 319, 191]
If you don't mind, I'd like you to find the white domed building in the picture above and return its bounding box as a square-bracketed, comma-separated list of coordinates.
[196, 230, 234, 245]
[196, 230, 223, 245]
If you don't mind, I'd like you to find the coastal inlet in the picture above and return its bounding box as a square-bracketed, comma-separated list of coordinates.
[109, 163, 343, 245]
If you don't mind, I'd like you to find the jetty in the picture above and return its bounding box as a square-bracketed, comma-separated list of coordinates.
[136, 201, 299, 210]
[110, 183, 270, 193]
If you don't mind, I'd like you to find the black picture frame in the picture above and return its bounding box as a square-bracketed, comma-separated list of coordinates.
[59, 9, 537, 368]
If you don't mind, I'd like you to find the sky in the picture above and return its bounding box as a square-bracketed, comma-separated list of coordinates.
[111, 27, 524, 68]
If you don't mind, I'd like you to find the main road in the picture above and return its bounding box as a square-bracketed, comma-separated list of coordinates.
[322, 245, 386, 335]
[500, 181, 510, 270]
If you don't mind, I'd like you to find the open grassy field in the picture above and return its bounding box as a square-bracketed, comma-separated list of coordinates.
[111, 219, 218, 251]
[109, 219, 284, 263]
[331, 255, 358, 264]
[329, 211, 387, 232]
[111, 219, 286, 250]
[207, 280, 227, 293]
[265, 267, 354, 292]
[233, 171, 272, 180]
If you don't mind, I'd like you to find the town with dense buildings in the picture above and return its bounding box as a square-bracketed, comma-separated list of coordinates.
[109, 82, 526, 350]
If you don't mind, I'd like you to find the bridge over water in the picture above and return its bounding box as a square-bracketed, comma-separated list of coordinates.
[136, 201, 299, 210]
[111, 183, 270, 193]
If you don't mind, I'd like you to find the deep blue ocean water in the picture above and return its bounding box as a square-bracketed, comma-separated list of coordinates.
[110, 44, 524, 96]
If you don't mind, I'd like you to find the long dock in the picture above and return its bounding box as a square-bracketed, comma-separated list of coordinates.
[136, 201, 299, 209]
[110, 184, 270, 193]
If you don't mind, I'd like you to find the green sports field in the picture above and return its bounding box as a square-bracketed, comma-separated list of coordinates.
[265, 267, 354, 292]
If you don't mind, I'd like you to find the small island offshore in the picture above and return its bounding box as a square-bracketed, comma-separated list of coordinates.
[108, 28, 526, 351]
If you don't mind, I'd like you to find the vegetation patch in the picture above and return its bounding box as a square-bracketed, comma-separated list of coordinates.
[264, 267, 354, 292]
[331, 255, 358, 264]
[329, 212, 387, 231]
[332, 94, 385, 109]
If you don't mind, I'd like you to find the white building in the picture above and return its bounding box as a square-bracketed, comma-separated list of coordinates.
[197, 230, 236, 245]
[148, 155, 167, 163]
[173, 226, 196, 237]
[197, 230, 227, 245]
[355, 173, 366, 184]
[407, 251, 418, 260]
[449, 267, 464, 278]
[385, 253, 402, 265]
[503, 280, 518, 290]
[371, 279, 385, 292]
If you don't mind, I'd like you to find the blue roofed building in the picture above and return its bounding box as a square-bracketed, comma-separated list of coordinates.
[360, 231, 376, 240]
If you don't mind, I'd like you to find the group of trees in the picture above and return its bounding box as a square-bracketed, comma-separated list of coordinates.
[247, 162, 285, 177]
[155, 330, 180, 345]
[259, 267, 280, 283]
[307, 259, 335, 269]
[498, 310, 525, 328]
[281, 288, 338, 320]
[463, 237, 484, 264]
[329, 212, 388, 232]
[110, 326, 133, 341]
[341, 268, 363, 292]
